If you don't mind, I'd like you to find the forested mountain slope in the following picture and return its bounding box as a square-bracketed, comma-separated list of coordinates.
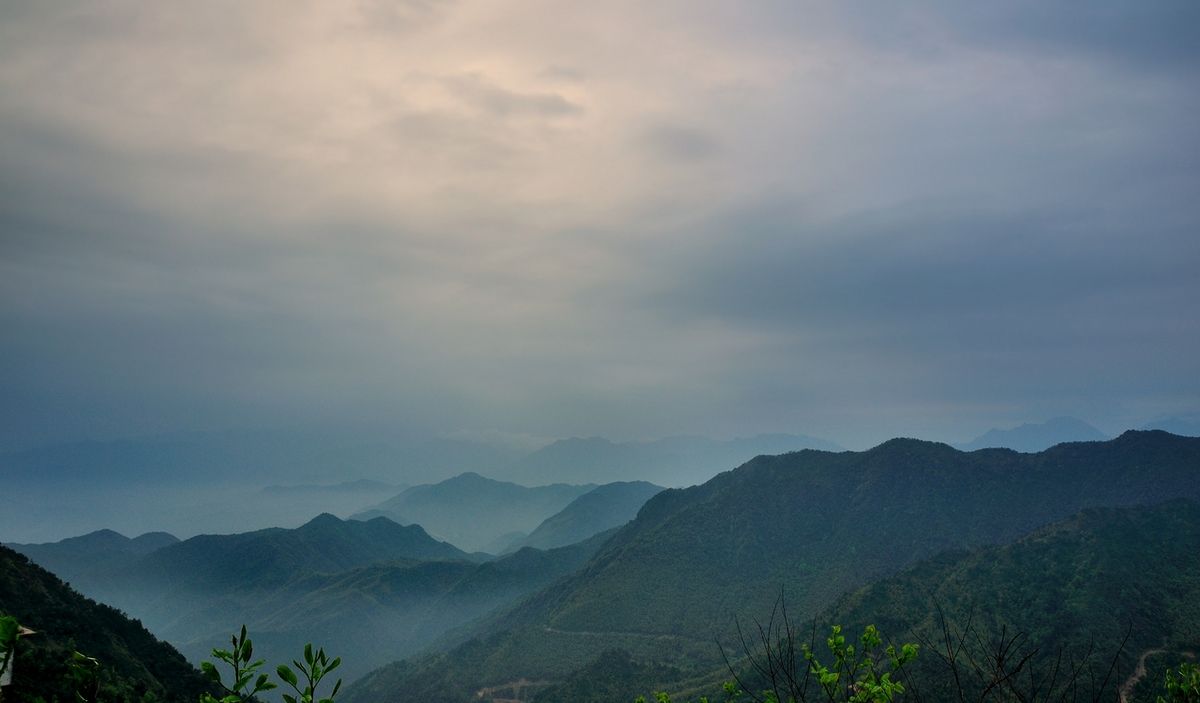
[694, 499, 1200, 703]
[345, 431, 1200, 703]
[515, 481, 663, 551]
[35, 516, 612, 685]
[0, 545, 215, 703]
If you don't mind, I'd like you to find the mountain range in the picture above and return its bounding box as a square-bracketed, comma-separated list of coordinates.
[7, 430, 1197, 702]
[6, 528, 178, 585]
[956, 416, 1108, 452]
[344, 430, 1200, 702]
[11, 514, 619, 684]
[513, 481, 664, 552]
[351, 473, 597, 552]
[533, 499, 1200, 703]
[497, 433, 843, 487]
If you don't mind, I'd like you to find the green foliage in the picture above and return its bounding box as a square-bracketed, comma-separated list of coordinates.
[198, 627, 341, 703]
[0, 613, 21, 680]
[277, 642, 342, 703]
[198, 625, 277, 703]
[634, 625, 918, 703]
[802, 625, 917, 703]
[68, 651, 101, 703]
[818, 501, 1200, 702]
[1158, 662, 1200, 703]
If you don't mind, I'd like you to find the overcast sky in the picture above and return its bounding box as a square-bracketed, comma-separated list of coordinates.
[2, 1, 1198, 451]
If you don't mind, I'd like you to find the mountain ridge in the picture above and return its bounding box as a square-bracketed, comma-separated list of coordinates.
[956, 416, 1108, 452]
[352, 473, 596, 552]
[344, 430, 1200, 703]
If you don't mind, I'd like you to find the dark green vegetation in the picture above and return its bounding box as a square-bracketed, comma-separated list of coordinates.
[1155, 662, 1200, 702]
[0, 545, 214, 702]
[25, 515, 613, 684]
[344, 431, 1200, 703]
[514, 481, 664, 552]
[196, 626, 345, 703]
[351, 473, 596, 552]
[501, 434, 843, 487]
[705, 500, 1200, 703]
[7, 529, 177, 585]
[115, 513, 471, 592]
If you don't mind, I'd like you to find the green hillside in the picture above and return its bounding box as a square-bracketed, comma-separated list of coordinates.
[522, 431, 1200, 638]
[184, 530, 616, 682]
[516, 482, 663, 551]
[344, 431, 1200, 702]
[58, 514, 470, 682]
[119, 513, 471, 593]
[690, 499, 1200, 703]
[37, 516, 614, 686]
[0, 545, 214, 703]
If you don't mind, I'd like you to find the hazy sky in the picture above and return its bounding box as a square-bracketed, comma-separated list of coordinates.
[2, 1, 1198, 450]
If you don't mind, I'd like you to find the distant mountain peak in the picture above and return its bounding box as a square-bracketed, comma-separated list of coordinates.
[867, 437, 958, 454]
[83, 528, 128, 540]
[958, 416, 1108, 452]
[301, 512, 343, 528]
[447, 471, 494, 482]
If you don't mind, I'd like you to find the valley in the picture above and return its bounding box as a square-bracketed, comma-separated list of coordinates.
[5, 431, 1198, 703]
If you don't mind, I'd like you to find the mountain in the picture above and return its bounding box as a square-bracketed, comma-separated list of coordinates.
[514, 482, 664, 551]
[501, 433, 843, 487]
[813, 499, 1200, 703]
[113, 513, 472, 594]
[0, 544, 215, 702]
[351, 473, 595, 552]
[6, 529, 178, 584]
[35, 514, 616, 685]
[92, 523, 609, 685]
[0, 430, 520, 543]
[957, 416, 1108, 452]
[543, 500, 1200, 703]
[344, 430, 1200, 703]
[1142, 414, 1200, 437]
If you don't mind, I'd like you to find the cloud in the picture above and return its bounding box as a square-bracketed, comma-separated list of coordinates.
[638, 124, 719, 162]
[441, 73, 582, 118]
[0, 1, 1197, 451]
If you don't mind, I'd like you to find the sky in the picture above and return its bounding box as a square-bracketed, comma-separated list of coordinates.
[2, 1, 1198, 452]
